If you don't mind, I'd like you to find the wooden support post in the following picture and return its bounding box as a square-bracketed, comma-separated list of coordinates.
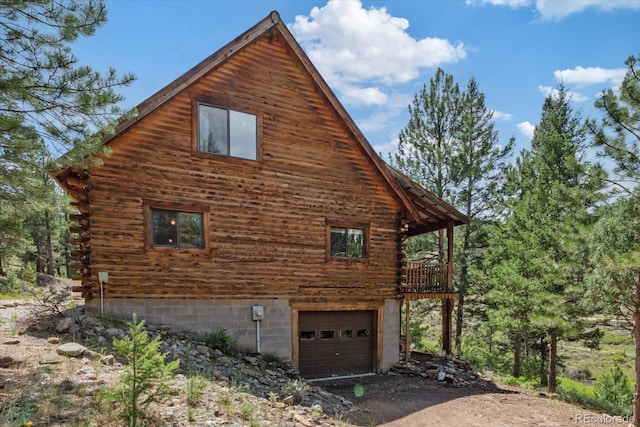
[405, 296, 411, 361]
[447, 220, 454, 291]
[442, 299, 450, 355]
[442, 220, 454, 355]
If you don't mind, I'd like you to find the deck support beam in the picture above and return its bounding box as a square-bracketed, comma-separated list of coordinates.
[442, 220, 455, 355]
[404, 296, 411, 361]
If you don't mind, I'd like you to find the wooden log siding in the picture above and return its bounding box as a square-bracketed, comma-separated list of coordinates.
[60, 168, 94, 290]
[74, 32, 404, 303]
[402, 260, 450, 294]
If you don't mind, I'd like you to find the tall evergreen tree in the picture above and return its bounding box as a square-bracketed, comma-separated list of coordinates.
[451, 78, 514, 355]
[590, 53, 640, 190]
[393, 68, 463, 355]
[486, 86, 603, 389]
[588, 194, 640, 424]
[588, 53, 640, 425]
[0, 0, 134, 275]
[395, 67, 461, 201]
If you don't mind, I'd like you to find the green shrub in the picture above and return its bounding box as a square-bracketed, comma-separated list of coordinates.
[186, 375, 207, 407]
[563, 364, 592, 382]
[262, 352, 282, 367]
[594, 365, 633, 416]
[201, 328, 237, 354]
[20, 264, 36, 285]
[601, 331, 633, 346]
[103, 314, 179, 427]
[556, 377, 597, 409]
[0, 275, 21, 295]
[281, 379, 310, 404]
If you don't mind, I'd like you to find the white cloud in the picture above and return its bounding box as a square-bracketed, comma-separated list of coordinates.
[492, 110, 513, 121]
[337, 84, 388, 106]
[466, 0, 640, 20]
[537, 0, 640, 21]
[465, 0, 530, 8]
[357, 92, 413, 133]
[290, 0, 467, 96]
[517, 121, 536, 140]
[538, 85, 588, 102]
[554, 66, 627, 88]
[373, 138, 399, 160]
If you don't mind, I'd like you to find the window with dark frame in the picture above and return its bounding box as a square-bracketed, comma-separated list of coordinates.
[330, 226, 366, 258]
[197, 102, 257, 160]
[150, 209, 204, 249]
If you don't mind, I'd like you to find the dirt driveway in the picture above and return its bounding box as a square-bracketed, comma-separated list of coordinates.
[321, 371, 621, 426]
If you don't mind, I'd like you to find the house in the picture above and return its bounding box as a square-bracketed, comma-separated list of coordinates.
[53, 11, 468, 379]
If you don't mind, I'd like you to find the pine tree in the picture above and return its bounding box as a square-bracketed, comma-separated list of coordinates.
[451, 78, 513, 355]
[588, 52, 640, 425]
[0, 1, 134, 275]
[486, 86, 603, 388]
[110, 314, 179, 427]
[590, 53, 640, 190]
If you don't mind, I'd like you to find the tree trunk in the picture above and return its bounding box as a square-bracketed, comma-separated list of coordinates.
[0, 241, 5, 276]
[548, 330, 557, 393]
[456, 222, 472, 356]
[455, 292, 465, 356]
[442, 298, 452, 355]
[633, 276, 640, 426]
[514, 333, 521, 378]
[45, 210, 54, 276]
[64, 229, 71, 278]
[438, 229, 445, 261]
[540, 338, 548, 387]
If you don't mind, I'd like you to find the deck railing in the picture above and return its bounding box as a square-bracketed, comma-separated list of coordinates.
[402, 260, 450, 293]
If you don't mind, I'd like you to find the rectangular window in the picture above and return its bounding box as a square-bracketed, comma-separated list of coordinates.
[330, 227, 365, 258]
[197, 103, 257, 160]
[144, 201, 210, 251]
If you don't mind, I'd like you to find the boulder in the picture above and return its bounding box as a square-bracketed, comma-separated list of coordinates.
[56, 317, 76, 333]
[56, 342, 88, 357]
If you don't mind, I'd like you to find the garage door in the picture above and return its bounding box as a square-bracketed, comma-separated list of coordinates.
[298, 311, 374, 378]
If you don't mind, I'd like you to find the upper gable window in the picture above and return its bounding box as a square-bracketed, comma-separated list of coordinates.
[197, 103, 257, 160]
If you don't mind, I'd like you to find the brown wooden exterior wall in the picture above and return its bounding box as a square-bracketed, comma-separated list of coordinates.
[79, 31, 404, 304]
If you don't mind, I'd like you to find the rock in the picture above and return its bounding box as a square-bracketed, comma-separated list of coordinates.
[105, 328, 122, 337]
[293, 413, 313, 426]
[39, 353, 63, 364]
[77, 365, 97, 380]
[47, 337, 60, 344]
[82, 349, 101, 360]
[101, 354, 115, 366]
[56, 317, 76, 333]
[56, 342, 88, 357]
[242, 355, 258, 365]
[2, 338, 20, 345]
[0, 356, 14, 368]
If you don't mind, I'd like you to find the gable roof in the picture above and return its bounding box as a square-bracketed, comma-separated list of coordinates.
[386, 165, 468, 235]
[57, 10, 467, 233]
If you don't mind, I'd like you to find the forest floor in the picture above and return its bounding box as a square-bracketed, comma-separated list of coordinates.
[0, 279, 625, 426]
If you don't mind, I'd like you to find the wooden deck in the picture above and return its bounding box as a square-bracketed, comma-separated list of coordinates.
[401, 260, 454, 295]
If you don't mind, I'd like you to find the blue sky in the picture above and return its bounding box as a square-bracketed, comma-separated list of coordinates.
[74, 0, 640, 159]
